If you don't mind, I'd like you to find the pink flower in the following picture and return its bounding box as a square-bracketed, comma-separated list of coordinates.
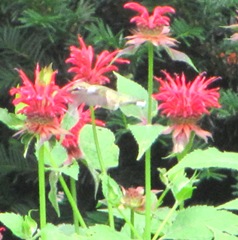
[124, 2, 177, 47]
[10, 64, 71, 142]
[153, 71, 221, 153]
[65, 36, 129, 85]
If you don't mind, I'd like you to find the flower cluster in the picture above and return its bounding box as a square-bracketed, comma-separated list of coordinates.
[10, 64, 71, 142]
[66, 36, 129, 85]
[124, 2, 177, 47]
[153, 71, 221, 153]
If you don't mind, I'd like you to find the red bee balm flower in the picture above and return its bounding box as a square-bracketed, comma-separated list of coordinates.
[66, 36, 129, 85]
[124, 2, 177, 47]
[153, 71, 221, 153]
[10, 64, 72, 142]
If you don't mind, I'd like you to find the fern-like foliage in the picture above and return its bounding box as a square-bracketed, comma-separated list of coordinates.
[85, 18, 125, 50]
[214, 89, 238, 118]
[172, 18, 205, 47]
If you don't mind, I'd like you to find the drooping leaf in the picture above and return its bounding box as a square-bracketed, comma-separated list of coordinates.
[48, 172, 60, 217]
[128, 124, 166, 160]
[79, 125, 119, 170]
[100, 174, 122, 207]
[164, 206, 238, 239]
[163, 46, 198, 72]
[115, 72, 158, 121]
[167, 148, 238, 177]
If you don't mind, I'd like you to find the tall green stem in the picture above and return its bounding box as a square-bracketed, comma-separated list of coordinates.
[117, 209, 142, 240]
[59, 175, 87, 228]
[144, 43, 154, 240]
[89, 106, 115, 229]
[70, 177, 80, 233]
[38, 143, 47, 231]
[152, 201, 179, 240]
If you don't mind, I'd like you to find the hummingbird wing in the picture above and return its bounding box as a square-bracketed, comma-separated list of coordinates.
[69, 81, 146, 110]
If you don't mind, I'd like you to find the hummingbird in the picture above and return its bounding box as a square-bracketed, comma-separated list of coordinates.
[67, 81, 146, 110]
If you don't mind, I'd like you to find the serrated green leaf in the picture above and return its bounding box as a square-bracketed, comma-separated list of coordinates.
[128, 124, 165, 160]
[168, 148, 238, 177]
[79, 125, 119, 169]
[41, 223, 78, 240]
[163, 46, 198, 72]
[217, 198, 238, 211]
[0, 108, 24, 130]
[0, 212, 24, 238]
[164, 206, 238, 239]
[48, 172, 60, 217]
[115, 72, 158, 121]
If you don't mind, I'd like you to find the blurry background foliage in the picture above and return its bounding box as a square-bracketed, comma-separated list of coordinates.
[1, 0, 238, 238]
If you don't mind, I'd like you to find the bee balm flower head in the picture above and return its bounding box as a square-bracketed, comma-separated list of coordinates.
[124, 2, 177, 47]
[66, 36, 129, 85]
[10, 64, 71, 142]
[153, 71, 221, 153]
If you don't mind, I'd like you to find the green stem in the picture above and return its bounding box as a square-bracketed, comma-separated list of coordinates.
[156, 187, 170, 208]
[59, 175, 87, 228]
[89, 106, 106, 174]
[144, 42, 154, 240]
[89, 106, 115, 229]
[152, 201, 179, 240]
[38, 143, 47, 230]
[70, 177, 80, 233]
[130, 209, 135, 239]
[117, 208, 142, 240]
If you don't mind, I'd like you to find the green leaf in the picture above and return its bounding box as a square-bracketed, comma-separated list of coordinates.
[41, 223, 78, 240]
[47, 161, 80, 180]
[217, 198, 238, 211]
[60, 161, 79, 180]
[167, 148, 238, 177]
[85, 224, 131, 240]
[164, 206, 238, 239]
[163, 46, 198, 72]
[0, 108, 24, 130]
[36, 141, 68, 167]
[22, 211, 38, 239]
[48, 172, 60, 217]
[115, 72, 158, 121]
[0, 211, 37, 239]
[79, 125, 119, 169]
[0, 212, 24, 238]
[101, 174, 122, 206]
[168, 170, 196, 202]
[128, 124, 166, 160]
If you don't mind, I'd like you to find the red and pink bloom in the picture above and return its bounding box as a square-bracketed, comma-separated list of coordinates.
[66, 36, 129, 85]
[10, 64, 71, 142]
[153, 71, 221, 153]
[124, 2, 177, 47]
